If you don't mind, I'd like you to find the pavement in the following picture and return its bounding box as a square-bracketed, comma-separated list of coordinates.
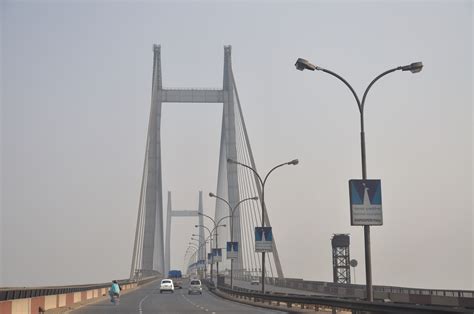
[69, 279, 287, 314]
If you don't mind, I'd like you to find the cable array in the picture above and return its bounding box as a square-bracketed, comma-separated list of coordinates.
[212, 70, 283, 281]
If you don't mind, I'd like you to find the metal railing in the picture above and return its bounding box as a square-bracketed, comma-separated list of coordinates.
[0, 275, 160, 302]
[162, 87, 222, 91]
[215, 284, 472, 313]
[271, 277, 474, 299]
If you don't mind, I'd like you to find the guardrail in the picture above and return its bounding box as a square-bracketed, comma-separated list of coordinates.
[0, 275, 160, 313]
[269, 277, 474, 306]
[216, 284, 473, 313]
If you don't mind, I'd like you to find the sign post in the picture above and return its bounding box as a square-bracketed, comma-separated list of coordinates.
[212, 248, 222, 262]
[255, 227, 273, 252]
[226, 241, 238, 259]
[349, 180, 383, 226]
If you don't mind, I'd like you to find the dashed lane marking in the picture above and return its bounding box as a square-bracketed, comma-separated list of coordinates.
[182, 293, 210, 312]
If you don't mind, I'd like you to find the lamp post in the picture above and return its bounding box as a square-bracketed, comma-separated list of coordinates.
[196, 224, 214, 282]
[188, 241, 207, 275]
[192, 234, 209, 278]
[190, 238, 201, 274]
[185, 246, 198, 274]
[227, 158, 299, 294]
[294, 57, 423, 301]
[192, 233, 206, 259]
[198, 212, 228, 286]
[209, 193, 259, 289]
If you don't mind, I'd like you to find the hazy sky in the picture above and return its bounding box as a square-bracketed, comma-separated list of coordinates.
[1, 0, 473, 290]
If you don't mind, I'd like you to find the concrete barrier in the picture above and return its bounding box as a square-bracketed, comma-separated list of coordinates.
[0, 283, 139, 314]
[58, 294, 66, 308]
[12, 299, 30, 314]
[44, 295, 56, 310]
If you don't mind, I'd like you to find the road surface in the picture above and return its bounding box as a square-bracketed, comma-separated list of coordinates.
[73, 280, 286, 314]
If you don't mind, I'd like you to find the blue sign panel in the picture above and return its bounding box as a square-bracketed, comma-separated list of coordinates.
[255, 227, 273, 252]
[212, 248, 222, 262]
[207, 253, 212, 264]
[226, 241, 238, 259]
[349, 179, 383, 226]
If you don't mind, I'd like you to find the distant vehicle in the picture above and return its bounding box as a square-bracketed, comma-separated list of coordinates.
[160, 279, 174, 293]
[188, 279, 203, 295]
[168, 270, 182, 277]
[251, 279, 260, 285]
[168, 270, 183, 289]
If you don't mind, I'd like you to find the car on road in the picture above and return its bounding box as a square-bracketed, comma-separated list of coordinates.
[160, 279, 174, 293]
[250, 279, 260, 285]
[188, 279, 202, 295]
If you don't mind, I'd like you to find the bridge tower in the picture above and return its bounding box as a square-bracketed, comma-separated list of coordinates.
[130, 45, 284, 280]
[164, 191, 205, 275]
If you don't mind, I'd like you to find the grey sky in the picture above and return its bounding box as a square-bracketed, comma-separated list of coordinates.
[1, 0, 473, 290]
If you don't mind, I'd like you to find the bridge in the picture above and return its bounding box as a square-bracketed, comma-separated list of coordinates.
[1, 46, 473, 314]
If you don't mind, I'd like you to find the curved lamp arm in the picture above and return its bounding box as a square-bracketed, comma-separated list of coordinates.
[227, 158, 263, 186]
[263, 159, 299, 187]
[198, 212, 216, 227]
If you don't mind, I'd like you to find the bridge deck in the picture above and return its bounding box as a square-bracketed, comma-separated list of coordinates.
[71, 279, 283, 314]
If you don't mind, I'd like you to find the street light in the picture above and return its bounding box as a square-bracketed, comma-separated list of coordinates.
[198, 212, 228, 286]
[195, 224, 213, 274]
[227, 158, 299, 293]
[187, 241, 205, 271]
[295, 57, 422, 301]
[192, 233, 205, 240]
[209, 193, 258, 289]
[185, 246, 198, 274]
[188, 243, 199, 251]
[191, 234, 209, 277]
[188, 237, 210, 276]
[184, 247, 197, 262]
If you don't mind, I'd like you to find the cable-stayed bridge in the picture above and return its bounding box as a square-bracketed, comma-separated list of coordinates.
[129, 44, 284, 282]
[1, 45, 472, 314]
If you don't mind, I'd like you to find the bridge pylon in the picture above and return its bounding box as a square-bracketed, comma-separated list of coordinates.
[130, 45, 284, 281]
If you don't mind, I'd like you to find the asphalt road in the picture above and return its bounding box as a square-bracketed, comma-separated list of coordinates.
[73, 280, 286, 314]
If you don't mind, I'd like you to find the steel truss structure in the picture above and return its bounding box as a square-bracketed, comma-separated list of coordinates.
[331, 234, 351, 284]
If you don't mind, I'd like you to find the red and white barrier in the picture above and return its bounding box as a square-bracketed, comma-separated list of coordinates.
[0, 284, 136, 314]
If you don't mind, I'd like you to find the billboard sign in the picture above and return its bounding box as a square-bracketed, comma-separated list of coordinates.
[349, 179, 383, 226]
[255, 227, 273, 252]
[198, 259, 206, 269]
[207, 253, 212, 264]
[212, 248, 222, 262]
[226, 241, 238, 259]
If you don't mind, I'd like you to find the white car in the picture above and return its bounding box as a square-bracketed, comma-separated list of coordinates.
[250, 279, 260, 285]
[188, 279, 202, 295]
[160, 279, 174, 293]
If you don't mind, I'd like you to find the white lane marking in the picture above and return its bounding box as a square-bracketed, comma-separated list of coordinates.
[138, 294, 151, 314]
[138, 288, 160, 313]
[182, 293, 210, 312]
